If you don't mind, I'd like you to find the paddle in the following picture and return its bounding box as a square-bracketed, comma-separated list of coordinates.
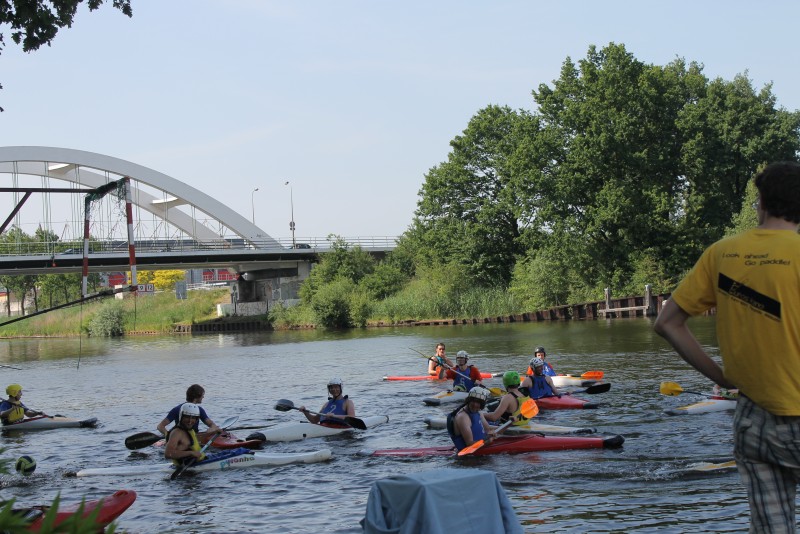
[568, 383, 611, 395]
[274, 399, 367, 431]
[170, 416, 238, 480]
[659, 381, 707, 397]
[581, 370, 604, 380]
[457, 399, 538, 456]
[125, 431, 163, 450]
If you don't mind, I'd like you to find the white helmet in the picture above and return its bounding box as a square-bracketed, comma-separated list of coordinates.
[467, 387, 490, 403]
[328, 377, 343, 387]
[456, 350, 469, 362]
[179, 402, 201, 421]
[530, 357, 544, 368]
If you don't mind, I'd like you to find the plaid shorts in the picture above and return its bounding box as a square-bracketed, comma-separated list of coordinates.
[734, 394, 800, 533]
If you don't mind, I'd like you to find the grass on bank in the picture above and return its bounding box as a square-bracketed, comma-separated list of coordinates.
[0, 289, 229, 337]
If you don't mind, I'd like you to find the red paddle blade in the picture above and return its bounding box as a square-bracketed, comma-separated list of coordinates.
[581, 371, 604, 380]
[458, 439, 485, 456]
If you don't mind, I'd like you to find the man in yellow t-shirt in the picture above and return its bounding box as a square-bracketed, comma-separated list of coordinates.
[655, 161, 800, 533]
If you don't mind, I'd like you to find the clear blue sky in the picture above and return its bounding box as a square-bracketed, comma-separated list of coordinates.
[1, 1, 798, 240]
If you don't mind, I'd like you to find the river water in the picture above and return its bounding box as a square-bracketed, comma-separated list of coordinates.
[0, 317, 757, 533]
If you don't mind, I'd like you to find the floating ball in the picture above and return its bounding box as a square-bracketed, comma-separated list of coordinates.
[15, 455, 36, 475]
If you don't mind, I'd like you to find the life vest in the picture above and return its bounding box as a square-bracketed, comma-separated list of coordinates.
[448, 407, 485, 451]
[452, 366, 476, 392]
[502, 390, 533, 426]
[167, 427, 204, 465]
[1, 400, 25, 424]
[320, 396, 349, 426]
[521, 375, 553, 399]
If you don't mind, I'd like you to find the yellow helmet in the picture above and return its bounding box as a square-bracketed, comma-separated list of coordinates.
[6, 384, 22, 396]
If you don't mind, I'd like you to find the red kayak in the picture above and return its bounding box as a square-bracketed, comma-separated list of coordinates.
[382, 372, 497, 381]
[206, 431, 264, 450]
[366, 434, 624, 457]
[535, 395, 598, 410]
[24, 489, 136, 532]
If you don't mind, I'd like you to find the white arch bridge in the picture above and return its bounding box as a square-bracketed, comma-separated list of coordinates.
[0, 146, 396, 311]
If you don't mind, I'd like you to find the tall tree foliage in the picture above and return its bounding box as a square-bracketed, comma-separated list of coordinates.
[403, 43, 800, 306]
[0, 0, 133, 111]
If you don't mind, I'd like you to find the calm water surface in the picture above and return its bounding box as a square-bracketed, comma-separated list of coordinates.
[0, 318, 757, 532]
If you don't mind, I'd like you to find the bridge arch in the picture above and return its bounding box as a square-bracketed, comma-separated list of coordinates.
[0, 146, 281, 248]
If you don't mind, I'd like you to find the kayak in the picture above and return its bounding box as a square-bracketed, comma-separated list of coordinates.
[76, 448, 332, 477]
[365, 434, 624, 457]
[550, 375, 597, 388]
[535, 395, 598, 410]
[382, 372, 497, 381]
[207, 431, 264, 450]
[22, 489, 136, 532]
[153, 430, 265, 450]
[2, 415, 98, 431]
[261, 415, 389, 442]
[665, 396, 736, 416]
[422, 416, 596, 435]
[423, 390, 501, 407]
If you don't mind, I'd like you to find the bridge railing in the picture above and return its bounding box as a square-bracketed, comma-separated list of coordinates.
[0, 236, 399, 256]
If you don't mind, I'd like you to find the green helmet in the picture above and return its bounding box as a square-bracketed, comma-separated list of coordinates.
[502, 371, 520, 388]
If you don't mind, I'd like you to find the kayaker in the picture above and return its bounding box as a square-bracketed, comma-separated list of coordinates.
[445, 351, 483, 391]
[485, 371, 534, 426]
[525, 346, 556, 377]
[654, 161, 800, 534]
[164, 403, 206, 463]
[157, 384, 220, 438]
[299, 378, 356, 427]
[427, 342, 453, 378]
[520, 358, 561, 399]
[447, 387, 497, 451]
[0, 384, 43, 425]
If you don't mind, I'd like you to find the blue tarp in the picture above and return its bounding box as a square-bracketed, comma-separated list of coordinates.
[360, 468, 523, 534]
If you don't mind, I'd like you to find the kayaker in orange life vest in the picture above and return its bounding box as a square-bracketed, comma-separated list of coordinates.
[445, 351, 484, 391]
[520, 358, 561, 399]
[0, 384, 43, 425]
[427, 342, 454, 378]
[299, 378, 356, 427]
[164, 403, 205, 463]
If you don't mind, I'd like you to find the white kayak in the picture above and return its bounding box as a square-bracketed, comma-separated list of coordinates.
[1, 415, 98, 431]
[665, 397, 736, 416]
[76, 449, 332, 477]
[550, 375, 596, 388]
[423, 390, 486, 406]
[261, 415, 389, 442]
[423, 416, 596, 435]
[684, 460, 737, 474]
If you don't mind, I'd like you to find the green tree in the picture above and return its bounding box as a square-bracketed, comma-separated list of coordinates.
[402, 105, 540, 287]
[0, 0, 133, 111]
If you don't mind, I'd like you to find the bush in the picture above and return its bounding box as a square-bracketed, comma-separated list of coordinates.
[88, 301, 125, 337]
[311, 277, 357, 328]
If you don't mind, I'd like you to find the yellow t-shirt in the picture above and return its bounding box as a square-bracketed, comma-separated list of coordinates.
[671, 228, 800, 415]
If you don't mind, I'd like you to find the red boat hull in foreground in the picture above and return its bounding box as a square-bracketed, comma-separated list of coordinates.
[26, 489, 136, 532]
[367, 434, 624, 457]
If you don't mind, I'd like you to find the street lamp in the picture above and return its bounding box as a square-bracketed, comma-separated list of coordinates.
[251, 187, 259, 224]
[285, 181, 296, 248]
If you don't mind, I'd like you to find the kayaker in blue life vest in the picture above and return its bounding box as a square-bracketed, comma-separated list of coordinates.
[157, 383, 220, 438]
[164, 403, 206, 464]
[299, 378, 356, 427]
[447, 387, 497, 451]
[526, 346, 556, 377]
[445, 351, 484, 391]
[0, 384, 43, 425]
[520, 358, 561, 399]
[485, 371, 534, 426]
[427, 342, 454, 378]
